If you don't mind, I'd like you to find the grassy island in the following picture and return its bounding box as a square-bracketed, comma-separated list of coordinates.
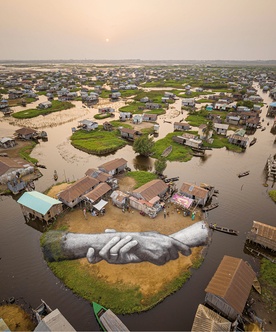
[12, 100, 75, 119]
[41, 175, 206, 314]
[71, 128, 127, 155]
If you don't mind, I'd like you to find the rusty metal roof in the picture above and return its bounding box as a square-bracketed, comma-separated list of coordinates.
[251, 221, 276, 241]
[98, 158, 127, 172]
[84, 182, 111, 202]
[180, 182, 209, 199]
[205, 255, 255, 315]
[132, 179, 168, 201]
[191, 304, 231, 332]
[58, 176, 99, 202]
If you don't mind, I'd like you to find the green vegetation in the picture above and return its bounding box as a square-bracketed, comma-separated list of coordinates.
[127, 171, 158, 188]
[71, 129, 127, 155]
[19, 141, 38, 164]
[152, 132, 193, 162]
[94, 113, 114, 120]
[268, 190, 276, 203]
[133, 135, 154, 157]
[154, 157, 167, 175]
[12, 100, 75, 119]
[46, 259, 195, 314]
[259, 259, 276, 312]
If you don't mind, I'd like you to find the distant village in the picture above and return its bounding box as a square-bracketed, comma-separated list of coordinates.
[0, 63, 276, 332]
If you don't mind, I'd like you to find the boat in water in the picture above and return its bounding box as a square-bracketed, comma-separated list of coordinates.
[92, 302, 129, 332]
[238, 170, 250, 178]
[33, 299, 52, 323]
[209, 223, 239, 235]
[250, 137, 257, 146]
[202, 202, 219, 212]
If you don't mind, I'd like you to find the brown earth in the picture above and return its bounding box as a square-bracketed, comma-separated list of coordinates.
[0, 304, 35, 331]
[47, 175, 205, 296]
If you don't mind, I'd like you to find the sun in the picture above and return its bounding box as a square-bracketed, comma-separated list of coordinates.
[105, 38, 109, 43]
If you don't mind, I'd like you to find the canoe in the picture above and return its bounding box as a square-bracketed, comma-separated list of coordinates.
[202, 202, 219, 212]
[238, 171, 250, 178]
[161, 145, 172, 157]
[249, 137, 257, 146]
[209, 223, 239, 235]
[92, 302, 129, 332]
[33, 299, 52, 322]
[253, 277, 262, 294]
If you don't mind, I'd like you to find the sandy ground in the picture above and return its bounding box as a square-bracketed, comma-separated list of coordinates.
[47, 176, 205, 297]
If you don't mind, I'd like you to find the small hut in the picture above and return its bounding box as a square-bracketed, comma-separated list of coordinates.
[246, 220, 276, 252]
[204, 255, 255, 322]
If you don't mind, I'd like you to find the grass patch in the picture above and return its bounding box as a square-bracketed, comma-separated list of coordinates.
[127, 171, 158, 188]
[12, 100, 75, 119]
[71, 129, 127, 155]
[152, 132, 193, 162]
[268, 190, 276, 203]
[19, 141, 38, 164]
[94, 113, 114, 120]
[259, 258, 276, 312]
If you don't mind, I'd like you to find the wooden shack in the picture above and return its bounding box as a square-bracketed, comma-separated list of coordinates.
[98, 158, 128, 176]
[246, 221, 276, 252]
[17, 191, 63, 223]
[204, 255, 255, 322]
[58, 176, 99, 208]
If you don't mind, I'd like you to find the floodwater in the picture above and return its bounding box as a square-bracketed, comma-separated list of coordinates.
[0, 85, 275, 331]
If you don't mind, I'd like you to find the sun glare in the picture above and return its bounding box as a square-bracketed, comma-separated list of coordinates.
[105, 38, 109, 43]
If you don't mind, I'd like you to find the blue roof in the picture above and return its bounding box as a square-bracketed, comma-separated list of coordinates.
[17, 191, 61, 215]
[270, 102, 276, 107]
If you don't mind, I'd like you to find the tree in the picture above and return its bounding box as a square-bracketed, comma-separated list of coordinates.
[204, 121, 214, 141]
[154, 157, 167, 175]
[133, 135, 154, 157]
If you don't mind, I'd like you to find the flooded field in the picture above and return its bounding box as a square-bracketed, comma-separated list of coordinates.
[0, 82, 275, 330]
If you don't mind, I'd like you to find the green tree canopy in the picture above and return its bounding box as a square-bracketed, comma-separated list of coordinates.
[154, 157, 167, 175]
[133, 135, 154, 157]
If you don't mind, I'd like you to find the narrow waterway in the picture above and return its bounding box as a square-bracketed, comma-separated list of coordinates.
[0, 85, 275, 331]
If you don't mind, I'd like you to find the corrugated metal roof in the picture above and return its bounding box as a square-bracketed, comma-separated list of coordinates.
[34, 309, 76, 331]
[98, 158, 127, 172]
[17, 191, 62, 215]
[132, 179, 168, 201]
[58, 176, 99, 202]
[205, 255, 255, 314]
[252, 220, 276, 241]
[0, 157, 22, 176]
[191, 304, 231, 332]
[84, 182, 111, 202]
[180, 182, 209, 199]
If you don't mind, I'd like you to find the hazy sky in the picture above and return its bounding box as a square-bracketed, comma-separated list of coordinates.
[0, 0, 275, 61]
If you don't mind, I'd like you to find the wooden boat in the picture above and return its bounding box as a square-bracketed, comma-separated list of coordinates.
[161, 145, 172, 157]
[92, 302, 129, 332]
[164, 176, 179, 183]
[33, 299, 52, 323]
[253, 276, 262, 294]
[191, 150, 205, 157]
[202, 202, 219, 212]
[53, 170, 58, 181]
[35, 163, 47, 169]
[209, 223, 239, 235]
[238, 170, 250, 178]
[249, 137, 257, 146]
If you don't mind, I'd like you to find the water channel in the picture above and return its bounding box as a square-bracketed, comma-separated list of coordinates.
[0, 85, 275, 331]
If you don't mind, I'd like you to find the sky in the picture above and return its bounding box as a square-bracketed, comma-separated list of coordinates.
[0, 0, 275, 61]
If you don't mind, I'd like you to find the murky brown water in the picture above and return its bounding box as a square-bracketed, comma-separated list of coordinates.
[0, 85, 275, 330]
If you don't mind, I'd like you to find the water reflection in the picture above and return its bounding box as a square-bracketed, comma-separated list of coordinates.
[132, 155, 154, 171]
